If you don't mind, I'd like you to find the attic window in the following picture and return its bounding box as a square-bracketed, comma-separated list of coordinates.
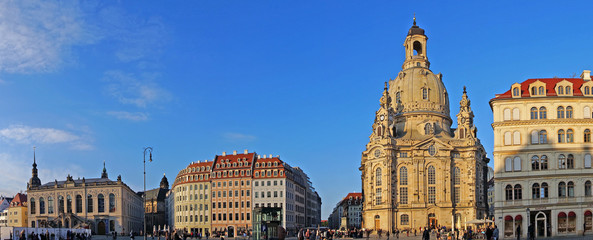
[513, 87, 520, 96]
[538, 87, 545, 95]
[428, 145, 436, 156]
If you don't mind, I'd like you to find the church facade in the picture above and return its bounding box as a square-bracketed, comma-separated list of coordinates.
[360, 20, 489, 232]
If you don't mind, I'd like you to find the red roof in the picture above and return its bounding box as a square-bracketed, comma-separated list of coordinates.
[253, 156, 287, 179]
[492, 78, 588, 100]
[343, 192, 362, 201]
[10, 193, 27, 207]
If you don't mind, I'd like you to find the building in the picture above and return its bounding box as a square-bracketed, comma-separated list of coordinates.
[486, 167, 494, 219]
[7, 193, 27, 227]
[210, 151, 254, 237]
[360, 19, 489, 232]
[26, 154, 144, 235]
[491, 70, 593, 238]
[328, 193, 362, 230]
[172, 160, 212, 234]
[143, 174, 170, 234]
[165, 187, 175, 231]
[0, 196, 13, 227]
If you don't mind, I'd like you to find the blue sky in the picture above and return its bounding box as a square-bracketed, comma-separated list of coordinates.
[1, 1, 593, 219]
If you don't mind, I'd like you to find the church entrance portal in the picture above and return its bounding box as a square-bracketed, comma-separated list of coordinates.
[374, 215, 380, 230]
[98, 221, 106, 235]
[428, 213, 437, 228]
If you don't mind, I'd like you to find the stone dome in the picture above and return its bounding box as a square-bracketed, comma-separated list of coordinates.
[389, 67, 449, 117]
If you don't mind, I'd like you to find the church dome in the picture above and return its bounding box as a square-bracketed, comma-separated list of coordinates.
[390, 67, 449, 116]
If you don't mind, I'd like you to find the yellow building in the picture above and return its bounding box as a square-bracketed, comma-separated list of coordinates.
[360, 19, 489, 232]
[172, 160, 212, 235]
[8, 193, 27, 227]
[491, 71, 593, 238]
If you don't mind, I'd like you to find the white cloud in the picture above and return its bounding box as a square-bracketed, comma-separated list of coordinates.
[0, 1, 94, 73]
[107, 111, 149, 121]
[0, 125, 92, 150]
[103, 70, 171, 108]
[0, 153, 84, 197]
[224, 132, 257, 142]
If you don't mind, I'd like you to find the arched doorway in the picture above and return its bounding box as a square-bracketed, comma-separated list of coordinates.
[535, 212, 547, 237]
[227, 226, 234, 237]
[65, 219, 70, 228]
[98, 221, 106, 235]
[374, 215, 380, 230]
[428, 213, 437, 228]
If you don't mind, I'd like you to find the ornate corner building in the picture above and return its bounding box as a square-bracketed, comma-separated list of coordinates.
[360, 19, 489, 231]
[491, 71, 593, 238]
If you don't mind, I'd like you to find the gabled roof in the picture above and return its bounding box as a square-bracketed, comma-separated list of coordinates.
[10, 193, 27, 207]
[343, 192, 362, 201]
[493, 78, 587, 100]
[213, 152, 255, 171]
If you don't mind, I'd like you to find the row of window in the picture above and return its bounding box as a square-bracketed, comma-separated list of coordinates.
[175, 203, 209, 212]
[212, 201, 250, 209]
[255, 162, 280, 168]
[212, 170, 251, 178]
[30, 194, 115, 215]
[215, 159, 250, 169]
[254, 191, 283, 198]
[503, 129, 592, 145]
[254, 180, 283, 187]
[211, 213, 250, 222]
[504, 154, 592, 172]
[503, 106, 593, 121]
[505, 180, 593, 200]
[212, 190, 250, 198]
[254, 170, 284, 178]
[176, 214, 209, 223]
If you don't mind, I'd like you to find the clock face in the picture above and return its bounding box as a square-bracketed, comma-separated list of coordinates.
[374, 150, 381, 157]
[380, 115, 385, 121]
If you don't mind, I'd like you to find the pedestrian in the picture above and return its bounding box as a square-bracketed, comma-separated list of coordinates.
[386, 231, 390, 240]
[422, 227, 430, 240]
[515, 225, 520, 240]
[131, 231, 135, 240]
[492, 226, 499, 240]
[485, 227, 492, 240]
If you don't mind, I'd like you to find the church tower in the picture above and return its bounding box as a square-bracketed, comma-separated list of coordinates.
[28, 148, 41, 189]
[101, 161, 108, 179]
[360, 18, 489, 232]
[160, 173, 169, 189]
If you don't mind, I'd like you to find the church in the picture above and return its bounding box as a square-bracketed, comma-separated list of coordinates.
[360, 19, 489, 232]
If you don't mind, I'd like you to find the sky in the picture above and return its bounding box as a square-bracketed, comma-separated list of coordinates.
[1, 1, 593, 219]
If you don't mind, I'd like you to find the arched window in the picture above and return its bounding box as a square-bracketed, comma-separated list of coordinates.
[109, 193, 116, 212]
[504, 109, 511, 121]
[566, 86, 572, 94]
[513, 131, 521, 145]
[531, 87, 537, 95]
[396, 92, 401, 103]
[559, 154, 567, 169]
[530, 107, 538, 120]
[425, 123, 432, 135]
[506, 185, 513, 201]
[87, 195, 93, 212]
[566, 106, 573, 118]
[66, 195, 72, 213]
[531, 130, 539, 144]
[422, 88, 428, 100]
[514, 157, 522, 171]
[541, 182, 549, 198]
[559, 182, 567, 197]
[585, 129, 591, 143]
[514, 184, 522, 200]
[585, 154, 592, 169]
[428, 166, 436, 184]
[558, 130, 566, 143]
[586, 181, 592, 197]
[376, 168, 382, 186]
[453, 167, 460, 185]
[567, 129, 574, 143]
[58, 195, 64, 213]
[539, 86, 545, 95]
[505, 157, 513, 172]
[39, 197, 45, 214]
[567, 181, 575, 197]
[567, 154, 574, 169]
[558, 106, 565, 119]
[75, 195, 82, 213]
[513, 87, 520, 96]
[540, 155, 548, 170]
[399, 167, 408, 185]
[30, 198, 36, 214]
[539, 107, 547, 119]
[532, 183, 540, 199]
[377, 125, 383, 137]
[48, 197, 54, 214]
[504, 132, 512, 145]
[98, 194, 105, 213]
[558, 87, 564, 95]
[539, 130, 548, 144]
[585, 86, 591, 95]
[513, 108, 520, 120]
[531, 155, 540, 170]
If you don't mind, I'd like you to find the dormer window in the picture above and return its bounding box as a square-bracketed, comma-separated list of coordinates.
[565, 86, 572, 94]
[585, 87, 591, 95]
[538, 86, 545, 95]
[558, 87, 564, 95]
[513, 87, 520, 96]
[529, 81, 546, 97]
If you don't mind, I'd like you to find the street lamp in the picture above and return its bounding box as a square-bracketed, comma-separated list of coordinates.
[144, 147, 153, 240]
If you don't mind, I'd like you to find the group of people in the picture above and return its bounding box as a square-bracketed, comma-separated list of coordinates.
[13, 230, 90, 240]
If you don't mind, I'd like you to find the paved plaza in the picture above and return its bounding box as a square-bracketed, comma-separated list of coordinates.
[88, 235, 593, 240]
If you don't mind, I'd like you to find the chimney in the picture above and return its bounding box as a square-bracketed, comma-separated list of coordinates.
[257, 155, 261, 159]
[269, 154, 272, 158]
[582, 70, 591, 81]
[222, 151, 226, 156]
[244, 149, 248, 154]
[233, 150, 237, 155]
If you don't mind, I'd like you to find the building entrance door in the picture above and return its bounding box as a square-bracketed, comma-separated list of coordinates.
[428, 213, 437, 228]
[374, 215, 380, 230]
[535, 212, 547, 237]
[98, 221, 106, 235]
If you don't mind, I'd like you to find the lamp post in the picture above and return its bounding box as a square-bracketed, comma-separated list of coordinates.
[144, 147, 153, 240]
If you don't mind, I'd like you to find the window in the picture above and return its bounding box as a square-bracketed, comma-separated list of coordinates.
[401, 214, 409, 225]
[504, 132, 512, 145]
[585, 129, 591, 143]
[531, 130, 539, 144]
[66, 195, 72, 213]
[530, 107, 538, 120]
[558, 106, 565, 119]
[566, 106, 573, 118]
[505, 157, 513, 172]
[559, 154, 566, 169]
[586, 87, 591, 95]
[98, 194, 105, 213]
[513, 157, 521, 171]
[56, 196, 64, 213]
[531, 87, 537, 95]
[428, 145, 436, 156]
[504, 109, 511, 121]
[396, 92, 401, 103]
[539, 130, 548, 144]
[541, 183, 549, 198]
[532, 183, 540, 199]
[531, 156, 540, 170]
[513, 87, 520, 96]
[39, 197, 45, 214]
[586, 181, 592, 197]
[376, 168, 382, 186]
[558, 130, 566, 143]
[566, 86, 572, 94]
[506, 185, 513, 200]
[30, 198, 35, 214]
[567, 154, 574, 169]
[540, 155, 548, 170]
[567, 181, 575, 197]
[48, 197, 54, 214]
[422, 88, 428, 100]
[454, 186, 460, 204]
[428, 166, 435, 184]
[585, 107, 592, 118]
[453, 167, 460, 185]
[109, 193, 116, 212]
[425, 123, 432, 135]
[539, 107, 547, 119]
[559, 182, 567, 197]
[558, 87, 564, 95]
[75, 195, 82, 213]
[399, 187, 408, 204]
[428, 186, 436, 204]
[399, 167, 408, 185]
[375, 188, 382, 205]
[514, 184, 522, 200]
[585, 154, 592, 168]
[513, 108, 520, 120]
[513, 131, 521, 145]
[539, 86, 545, 95]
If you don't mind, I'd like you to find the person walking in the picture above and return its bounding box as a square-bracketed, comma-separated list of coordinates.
[515, 225, 520, 240]
[422, 227, 430, 240]
[492, 226, 499, 240]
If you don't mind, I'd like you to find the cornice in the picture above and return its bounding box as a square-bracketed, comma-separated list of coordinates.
[492, 118, 593, 127]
